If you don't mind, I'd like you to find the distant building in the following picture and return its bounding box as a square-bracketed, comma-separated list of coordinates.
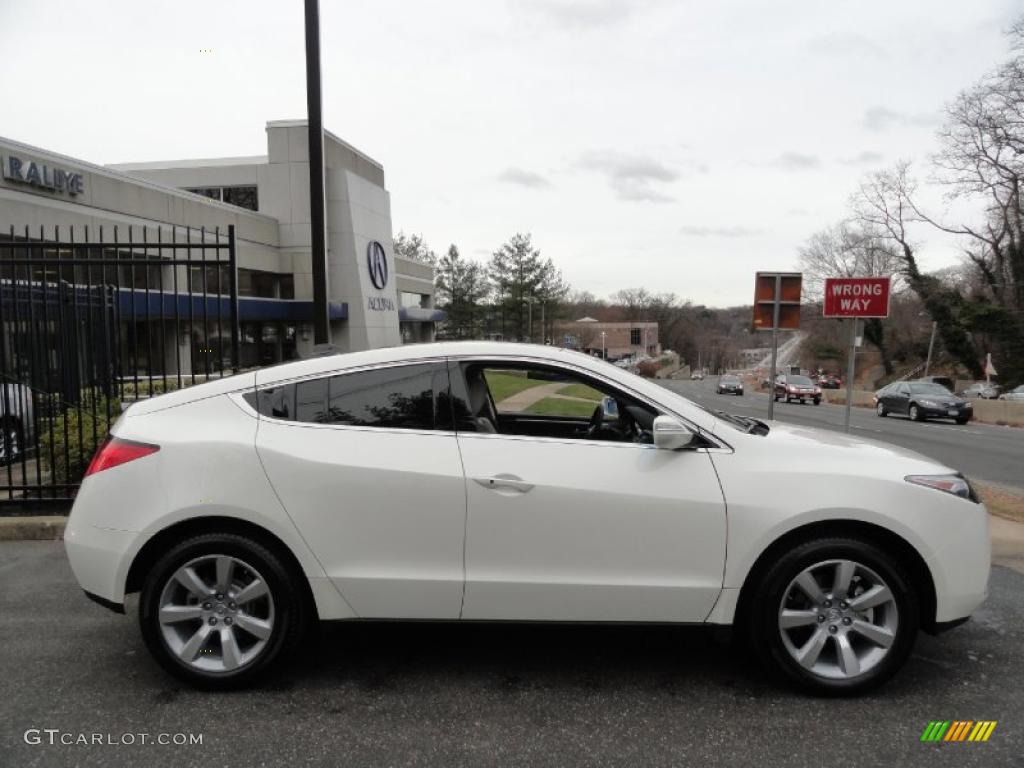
[1, 120, 442, 375]
[556, 318, 659, 360]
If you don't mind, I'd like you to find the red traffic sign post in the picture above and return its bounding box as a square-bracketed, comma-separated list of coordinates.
[822, 277, 892, 433]
[823, 277, 891, 318]
[753, 272, 802, 421]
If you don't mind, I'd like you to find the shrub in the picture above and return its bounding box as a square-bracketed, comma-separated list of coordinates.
[637, 360, 661, 378]
[39, 394, 121, 487]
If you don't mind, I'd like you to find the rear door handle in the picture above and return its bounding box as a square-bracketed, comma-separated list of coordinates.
[473, 475, 534, 494]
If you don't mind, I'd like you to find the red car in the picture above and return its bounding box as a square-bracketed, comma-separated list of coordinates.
[774, 374, 822, 405]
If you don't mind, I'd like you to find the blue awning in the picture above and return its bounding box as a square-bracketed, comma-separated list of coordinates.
[116, 289, 347, 322]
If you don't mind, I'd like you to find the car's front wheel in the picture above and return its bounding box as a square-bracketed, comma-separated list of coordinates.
[139, 533, 308, 688]
[748, 536, 919, 695]
[909, 404, 923, 421]
[876, 402, 886, 417]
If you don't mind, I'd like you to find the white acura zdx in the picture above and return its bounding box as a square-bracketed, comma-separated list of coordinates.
[64, 343, 989, 694]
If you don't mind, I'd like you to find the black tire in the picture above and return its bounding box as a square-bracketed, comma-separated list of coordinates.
[909, 404, 924, 422]
[956, 416, 970, 425]
[747, 536, 919, 696]
[813, 398, 821, 406]
[876, 402, 887, 418]
[139, 532, 308, 689]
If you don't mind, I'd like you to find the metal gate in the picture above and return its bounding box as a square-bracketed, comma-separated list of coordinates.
[0, 224, 239, 513]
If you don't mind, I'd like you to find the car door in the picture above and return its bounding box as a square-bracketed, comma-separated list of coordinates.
[451, 358, 727, 623]
[252, 361, 467, 619]
[888, 382, 910, 414]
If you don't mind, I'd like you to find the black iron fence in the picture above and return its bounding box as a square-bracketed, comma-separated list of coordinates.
[0, 224, 239, 513]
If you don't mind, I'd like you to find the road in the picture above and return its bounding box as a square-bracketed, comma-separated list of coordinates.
[661, 377, 1024, 491]
[1, 541, 1022, 768]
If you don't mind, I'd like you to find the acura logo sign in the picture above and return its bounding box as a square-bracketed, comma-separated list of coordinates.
[366, 240, 388, 289]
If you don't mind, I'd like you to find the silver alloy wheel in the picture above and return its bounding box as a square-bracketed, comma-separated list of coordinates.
[157, 554, 275, 673]
[876, 402, 885, 417]
[910, 405, 920, 421]
[777, 559, 898, 680]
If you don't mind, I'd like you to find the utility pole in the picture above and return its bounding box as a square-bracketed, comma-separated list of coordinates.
[767, 274, 781, 420]
[844, 318, 858, 433]
[924, 320, 937, 376]
[304, 0, 330, 345]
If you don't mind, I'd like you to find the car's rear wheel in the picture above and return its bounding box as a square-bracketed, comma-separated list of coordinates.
[139, 533, 307, 688]
[748, 536, 918, 695]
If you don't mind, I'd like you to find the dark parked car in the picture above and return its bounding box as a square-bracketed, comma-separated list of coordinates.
[818, 373, 842, 389]
[773, 374, 821, 405]
[958, 382, 1000, 400]
[716, 374, 744, 395]
[876, 381, 973, 424]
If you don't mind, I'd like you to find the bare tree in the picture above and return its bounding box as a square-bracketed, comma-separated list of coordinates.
[798, 221, 904, 299]
[798, 221, 905, 374]
[854, 164, 984, 378]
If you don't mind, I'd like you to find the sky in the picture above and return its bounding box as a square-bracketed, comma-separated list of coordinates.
[1, 0, 1020, 306]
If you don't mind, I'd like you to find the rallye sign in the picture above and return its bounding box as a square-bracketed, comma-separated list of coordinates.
[2, 154, 84, 196]
[823, 277, 891, 318]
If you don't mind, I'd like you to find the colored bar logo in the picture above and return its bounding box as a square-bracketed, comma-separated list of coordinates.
[921, 721, 997, 742]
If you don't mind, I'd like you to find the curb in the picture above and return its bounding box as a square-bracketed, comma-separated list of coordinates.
[0, 516, 67, 541]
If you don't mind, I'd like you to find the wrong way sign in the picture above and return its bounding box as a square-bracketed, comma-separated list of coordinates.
[823, 277, 891, 318]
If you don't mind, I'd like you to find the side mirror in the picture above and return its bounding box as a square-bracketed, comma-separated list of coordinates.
[652, 415, 695, 451]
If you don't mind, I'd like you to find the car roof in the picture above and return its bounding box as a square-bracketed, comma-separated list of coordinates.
[254, 341, 591, 384]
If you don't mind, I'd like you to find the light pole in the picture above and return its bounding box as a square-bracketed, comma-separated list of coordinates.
[601, 331, 606, 359]
[304, 0, 330, 345]
[522, 295, 536, 343]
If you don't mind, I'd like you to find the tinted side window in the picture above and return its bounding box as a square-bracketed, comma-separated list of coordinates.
[295, 378, 328, 422]
[324, 364, 438, 429]
[243, 385, 296, 418]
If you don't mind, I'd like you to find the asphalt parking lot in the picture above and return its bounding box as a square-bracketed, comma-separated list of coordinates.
[1, 541, 1021, 768]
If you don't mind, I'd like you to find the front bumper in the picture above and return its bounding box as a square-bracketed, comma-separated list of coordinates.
[920, 404, 972, 419]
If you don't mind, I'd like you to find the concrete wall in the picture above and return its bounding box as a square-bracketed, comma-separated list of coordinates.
[0, 136, 280, 270]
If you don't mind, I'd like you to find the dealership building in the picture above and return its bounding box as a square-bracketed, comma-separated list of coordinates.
[0, 120, 441, 372]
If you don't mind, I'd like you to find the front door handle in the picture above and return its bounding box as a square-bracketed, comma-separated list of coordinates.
[473, 474, 534, 494]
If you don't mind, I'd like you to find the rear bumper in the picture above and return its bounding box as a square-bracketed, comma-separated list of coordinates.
[64, 515, 142, 607]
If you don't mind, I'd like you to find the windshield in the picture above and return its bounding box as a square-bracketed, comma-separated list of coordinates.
[721, 375, 740, 383]
[909, 383, 953, 395]
[787, 376, 814, 386]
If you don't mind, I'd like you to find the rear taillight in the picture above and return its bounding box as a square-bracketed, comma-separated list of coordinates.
[84, 437, 159, 477]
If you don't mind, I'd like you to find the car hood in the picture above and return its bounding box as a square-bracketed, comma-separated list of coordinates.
[723, 419, 954, 476]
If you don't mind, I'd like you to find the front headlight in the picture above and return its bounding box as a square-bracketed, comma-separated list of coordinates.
[905, 473, 978, 502]
[918, 399, 938, 407]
